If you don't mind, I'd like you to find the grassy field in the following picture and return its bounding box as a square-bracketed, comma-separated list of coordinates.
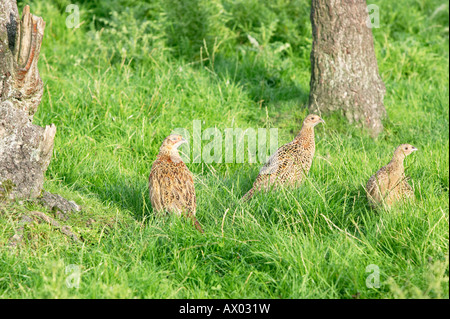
[0, 0, 448, 298]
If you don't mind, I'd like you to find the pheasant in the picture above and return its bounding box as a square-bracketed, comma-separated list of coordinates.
[366, 144, 418, 208]
[242, 114, 325, 200]
[149, 134, 203, 233]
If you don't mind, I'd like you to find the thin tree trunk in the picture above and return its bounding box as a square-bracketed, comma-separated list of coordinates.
[0, 2, 56, 200]
[308, 0, 386, 137]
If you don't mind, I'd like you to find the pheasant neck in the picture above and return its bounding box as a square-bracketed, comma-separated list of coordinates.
[388, 155, 405, 175]
[294, 126, 314, 146]
[159, 149, 183, 164]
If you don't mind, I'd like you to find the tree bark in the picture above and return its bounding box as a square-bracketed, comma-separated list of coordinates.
[308, 0, 386, 137]
[0, 2, 56, 200]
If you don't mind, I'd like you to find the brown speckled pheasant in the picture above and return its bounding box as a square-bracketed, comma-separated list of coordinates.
[366, 144, 418, 208]
[242, 114, 325, 200]
[149, 134, 203, 233]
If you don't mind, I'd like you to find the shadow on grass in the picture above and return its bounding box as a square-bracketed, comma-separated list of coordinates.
[93, 177, 152, 221]
[335, 185, 375, 238]
[59, 172, 152, 222]
[213, 54, 309, 108]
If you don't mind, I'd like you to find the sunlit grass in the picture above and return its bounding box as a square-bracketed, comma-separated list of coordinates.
[1, 0, 448, 298]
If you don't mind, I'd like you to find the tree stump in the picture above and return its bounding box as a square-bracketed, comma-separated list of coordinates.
[0, 2, 56, 200]
[308, 0, 387, 137]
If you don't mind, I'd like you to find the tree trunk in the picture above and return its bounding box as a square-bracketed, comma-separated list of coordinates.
[0, 2, 56, 200]
[308, 0, 386, 137]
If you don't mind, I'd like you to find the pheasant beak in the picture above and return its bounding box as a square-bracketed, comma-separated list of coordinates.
[411, 146, 418, 152]
[319, 117, 325, 124]
[173, 137, 187, 149]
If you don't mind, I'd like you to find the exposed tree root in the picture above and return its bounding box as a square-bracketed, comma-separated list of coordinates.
[28, 211, 80, 241]
[37, 191, 81, 221]
[7, 214, 33, 248]
[7, 210, 80, 247]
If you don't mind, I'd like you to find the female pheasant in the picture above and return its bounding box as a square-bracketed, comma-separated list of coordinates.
[149, 134, 203, 233]
[242, 114, 325, 200]
[366, 144, 418, 208]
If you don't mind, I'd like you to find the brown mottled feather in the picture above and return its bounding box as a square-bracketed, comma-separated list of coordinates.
[149, 135, 203, 233]
[242, 114, 324, 200]
[366, 144, 417, 208]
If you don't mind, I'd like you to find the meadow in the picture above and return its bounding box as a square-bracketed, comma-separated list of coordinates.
[0, 0, 448, 298]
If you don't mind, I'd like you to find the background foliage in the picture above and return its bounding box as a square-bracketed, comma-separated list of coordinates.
[1, 0, 448, 298]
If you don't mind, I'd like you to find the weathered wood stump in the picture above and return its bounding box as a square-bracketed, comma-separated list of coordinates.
[0, 2, 56, 200]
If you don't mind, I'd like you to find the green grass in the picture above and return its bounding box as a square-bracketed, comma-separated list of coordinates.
[0, 0, 448, 298]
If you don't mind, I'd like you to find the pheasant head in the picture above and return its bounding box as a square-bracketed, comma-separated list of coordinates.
[302, 114, 325, 128]
[392, 144, 418, 162]
[159, 134, 187, 162]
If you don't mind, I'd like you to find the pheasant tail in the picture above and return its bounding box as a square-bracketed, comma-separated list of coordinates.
[241, 188, 254, 202]
[191, 216, 204, 233]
